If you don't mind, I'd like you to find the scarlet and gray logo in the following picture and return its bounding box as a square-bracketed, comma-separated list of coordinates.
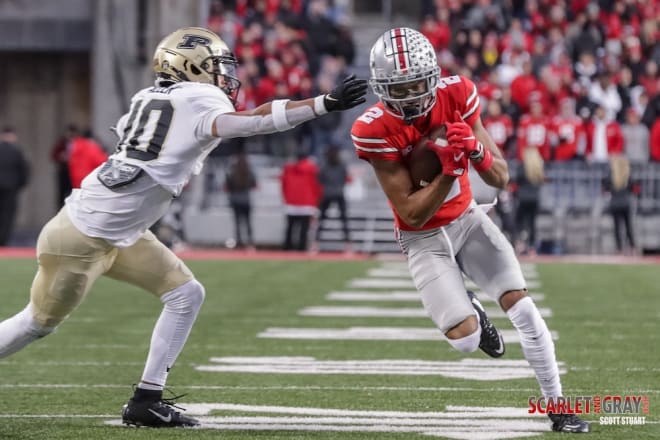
[177, 34, 211, 49]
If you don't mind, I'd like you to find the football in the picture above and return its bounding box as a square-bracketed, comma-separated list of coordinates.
[407, 124, 447, 188]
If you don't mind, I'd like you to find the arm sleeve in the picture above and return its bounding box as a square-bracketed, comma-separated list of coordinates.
[214, 103, 320, 139]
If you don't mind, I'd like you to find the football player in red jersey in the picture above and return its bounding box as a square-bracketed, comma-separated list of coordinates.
[351, 27, 589, 434]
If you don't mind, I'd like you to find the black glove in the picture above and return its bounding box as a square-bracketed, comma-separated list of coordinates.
[324, 74, 368, 112]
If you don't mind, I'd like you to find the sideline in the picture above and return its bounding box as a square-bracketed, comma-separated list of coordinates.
[0, 247, 658, 264]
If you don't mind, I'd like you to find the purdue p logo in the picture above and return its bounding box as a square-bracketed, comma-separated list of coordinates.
[177, 34, 211, 49]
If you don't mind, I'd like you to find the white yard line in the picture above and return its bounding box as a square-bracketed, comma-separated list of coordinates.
[0, 361, 143, 366]
[349, 278, 541, 289]
[258, 327, 558, 342]
[195, 357, 565, 381]
[103, 403, 554, 439]
[298, 306, 552, 318]
[367, 268, 539, 280]
[326, 291, 546, 303]
[1, 383, 658, 394]
[0, 414, 117, 418]
[378, 262, 538, 272]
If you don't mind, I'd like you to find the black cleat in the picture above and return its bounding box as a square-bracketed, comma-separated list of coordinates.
[467, 290, 505, 358]
[549, 412, 591, 433]
[121, 388, 199, 428]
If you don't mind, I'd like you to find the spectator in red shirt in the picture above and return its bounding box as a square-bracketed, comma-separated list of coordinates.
[517, 96, 552, 161]
[483, 99, 514, 157]
[281, 148, 321, 251]
[510, 59, 539, 113]
[68, 132, 107, 189]
[650, 115, 660, 162]
[420, 12, 451, 51]
[550, 98, 584, 161]
[639, 60, 660, 98]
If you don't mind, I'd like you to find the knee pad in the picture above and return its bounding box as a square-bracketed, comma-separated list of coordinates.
[161, 279, 205, 313]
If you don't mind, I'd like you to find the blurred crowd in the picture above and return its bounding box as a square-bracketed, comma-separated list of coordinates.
[3, 0, 660, 254]
[211, 0, 660, 254]
[420, 0, 660, 164]
[207, 0, 354, 156]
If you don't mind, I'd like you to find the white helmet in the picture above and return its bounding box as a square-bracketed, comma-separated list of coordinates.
[369, 27, 440, 122]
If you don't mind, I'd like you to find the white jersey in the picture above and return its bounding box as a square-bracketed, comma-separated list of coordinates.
[67, 81, 234, 247]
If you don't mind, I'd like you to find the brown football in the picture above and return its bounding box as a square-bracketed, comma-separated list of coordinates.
[407, 125, 447, 189]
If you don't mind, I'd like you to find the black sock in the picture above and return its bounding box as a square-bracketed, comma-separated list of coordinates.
[133, 387, 162, 401]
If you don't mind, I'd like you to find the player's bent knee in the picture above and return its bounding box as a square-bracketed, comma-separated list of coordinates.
[446, 325, 481, 353]
[499, 289, 527, 311]
[24, 305, 57, 336]
[161, 279, 205, 313]
[187, 279, 205, 309]
[445, 315, 479, 340]
[31, 321, 56, 337]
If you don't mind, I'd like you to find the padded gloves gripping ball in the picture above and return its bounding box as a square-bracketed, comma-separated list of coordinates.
[408, 124, 469, 188]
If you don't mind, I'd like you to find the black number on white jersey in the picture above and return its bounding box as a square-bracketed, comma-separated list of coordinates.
[118, 99, 174, 161]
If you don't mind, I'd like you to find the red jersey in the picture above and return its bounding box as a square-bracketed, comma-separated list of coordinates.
[517, 115, 552, 161]
[281, 158, 321, 209]
[550, 116, 583, 161]
[68, 137, 107, 188]
[483, 114, 514, 152]
[351, 75, 480, 231]
[651, 118, 660, 162]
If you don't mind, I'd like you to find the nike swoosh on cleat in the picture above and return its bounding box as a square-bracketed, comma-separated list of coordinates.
[494, 335, 505, 354]
[148, 409, 172, 423]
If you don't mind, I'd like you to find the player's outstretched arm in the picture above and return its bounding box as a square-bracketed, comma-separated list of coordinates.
[370, 158, 457, 229]
[213, 75, 367, 138]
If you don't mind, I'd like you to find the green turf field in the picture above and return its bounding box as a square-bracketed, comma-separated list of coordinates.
[0, 258, 657, 439]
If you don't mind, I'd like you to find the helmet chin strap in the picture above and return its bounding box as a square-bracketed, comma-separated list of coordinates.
[403, 107, 418, 125]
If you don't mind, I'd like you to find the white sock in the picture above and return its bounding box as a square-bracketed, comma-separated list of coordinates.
[139, 279, 205, 390]
[0, 304, 56, 358]
[446, 320, 481, 353]
[507, 296, 562, 398]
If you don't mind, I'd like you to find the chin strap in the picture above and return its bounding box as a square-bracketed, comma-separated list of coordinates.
[403, 107, 417, 124]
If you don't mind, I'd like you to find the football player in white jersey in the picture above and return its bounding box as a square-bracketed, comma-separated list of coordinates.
[0, 27, 367, 428]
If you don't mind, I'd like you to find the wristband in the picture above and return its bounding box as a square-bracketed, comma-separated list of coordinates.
[473, 148, 494, 173]
[469, 142, 485, 160]
[314, 95, 329, 116]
